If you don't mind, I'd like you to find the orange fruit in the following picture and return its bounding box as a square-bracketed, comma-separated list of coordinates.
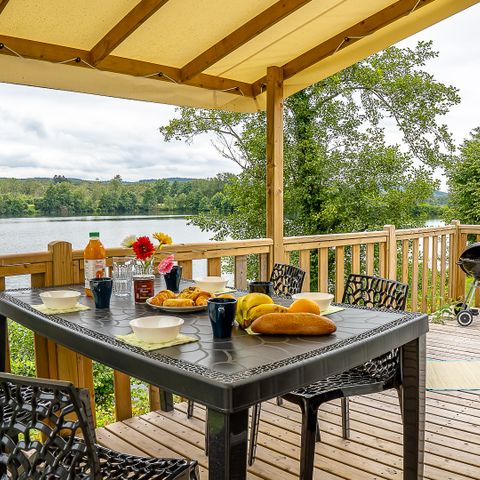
[288, 298, 321, 315]
[217, 293, 235, 299]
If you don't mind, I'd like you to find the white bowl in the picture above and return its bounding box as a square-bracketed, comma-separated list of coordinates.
[40, 290, 81, 309]
[129, 316, 184, 343]
[292, 292, 334, 311]
[195, 276, 228, 293]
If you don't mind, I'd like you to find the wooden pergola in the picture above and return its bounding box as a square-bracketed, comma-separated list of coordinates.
[0, 0, 477, 264]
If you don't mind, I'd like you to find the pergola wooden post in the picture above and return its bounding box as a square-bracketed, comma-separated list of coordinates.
[266, 65, 285, 269]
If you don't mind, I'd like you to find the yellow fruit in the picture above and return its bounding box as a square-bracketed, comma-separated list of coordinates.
[288, 298, 321, 315]
[217, 293, 235, 299]
[244, 304, 288, 327]
[243, 293, 273, 314]
[235, 296, 246, 326]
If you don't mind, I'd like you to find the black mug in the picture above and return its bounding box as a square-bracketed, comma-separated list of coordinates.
[207, 297, 237, 339]
[248, 281, 274, 297]
[90, 277, 113, 309]
[164, 265, 182, 293]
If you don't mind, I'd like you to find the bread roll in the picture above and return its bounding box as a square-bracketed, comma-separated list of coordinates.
[163, 298, 194, 307]
[251, 313, 336, 335]
[195, 295, 209, 306]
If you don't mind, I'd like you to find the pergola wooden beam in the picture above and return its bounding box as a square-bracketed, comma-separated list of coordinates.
[181, 0, 313, 82]
[90, 0, 170, 66]
[266, 66, 284, 266]
[0, 34, 254, 97]
[0, 0, 10, 15]
[252, 0, 435, 95]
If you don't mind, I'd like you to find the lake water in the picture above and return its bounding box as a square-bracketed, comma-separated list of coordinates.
[0, 215, 214, 288]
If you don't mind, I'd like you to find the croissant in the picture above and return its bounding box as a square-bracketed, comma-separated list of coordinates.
[163, 298, 194, 307]
[151, 289, 176, 306]
[178, 286, 201, 300]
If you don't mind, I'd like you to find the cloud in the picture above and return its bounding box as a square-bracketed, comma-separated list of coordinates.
[0, 83, 242, 180]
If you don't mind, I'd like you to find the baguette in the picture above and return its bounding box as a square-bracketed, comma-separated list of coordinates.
[251, 313, 336, 335]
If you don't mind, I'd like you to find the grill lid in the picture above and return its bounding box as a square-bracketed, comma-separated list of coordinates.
[458, 242, 480, 279]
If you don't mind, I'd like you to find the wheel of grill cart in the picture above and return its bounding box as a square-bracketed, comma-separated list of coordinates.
[457, 310, 474, 327]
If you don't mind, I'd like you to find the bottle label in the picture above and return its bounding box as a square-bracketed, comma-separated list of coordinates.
[85, 259, 107, 288]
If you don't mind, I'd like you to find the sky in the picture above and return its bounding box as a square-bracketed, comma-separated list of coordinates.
[0, 3, 479, 183]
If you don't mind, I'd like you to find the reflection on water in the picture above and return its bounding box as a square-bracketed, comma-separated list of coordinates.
[1, 215, 213, 289]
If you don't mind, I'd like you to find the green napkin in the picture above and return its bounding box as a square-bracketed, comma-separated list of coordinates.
[32, 303, 90, 314]
[321, 305, 344, 315]
[116, 333, 198, 351]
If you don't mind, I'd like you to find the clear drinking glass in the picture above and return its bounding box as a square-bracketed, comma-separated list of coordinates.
[112, 256, 134, 296]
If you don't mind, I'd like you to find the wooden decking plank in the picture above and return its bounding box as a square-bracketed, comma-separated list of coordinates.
[94, 321, 480, 479]
[95, 426, 146, 456]
[174, 404, 392, 480]
[127, 413, 300, 480]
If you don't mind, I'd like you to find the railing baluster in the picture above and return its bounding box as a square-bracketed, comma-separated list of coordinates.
[401, 240, 409, 284]
[234, 255, 248, 290]
[422, 237, 430, 312]
[178, 260, 193, 280]
[259, 253, 269, 281]
[448, 232, 455, 301]
[351, 245, 360, 274]
[366, 244, 374, 276]
[318, 248, 329, 293]
[335, 246, 345, 301]
[440, 235, 447, 306]
[299, 250, 311, 291]
[431, 236, 439, 311]
[207, 257, 222, 276]
[411, 238, 419, 311]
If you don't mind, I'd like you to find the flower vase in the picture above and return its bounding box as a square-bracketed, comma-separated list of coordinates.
[164, 265, 182, 292]
[133, 260, 154, 276]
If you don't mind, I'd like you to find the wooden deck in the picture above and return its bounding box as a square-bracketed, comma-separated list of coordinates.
[96, 321, 480, 479]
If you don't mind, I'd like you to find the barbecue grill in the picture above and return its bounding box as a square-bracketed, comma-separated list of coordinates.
[455, 242, 480, 326]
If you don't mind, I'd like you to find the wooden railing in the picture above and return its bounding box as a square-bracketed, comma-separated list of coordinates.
[1, 222, 478, 425]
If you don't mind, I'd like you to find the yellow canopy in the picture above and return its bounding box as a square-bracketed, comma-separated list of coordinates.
[0, 0, 477, 112]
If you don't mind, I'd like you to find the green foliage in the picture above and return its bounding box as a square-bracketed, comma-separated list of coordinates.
[161, 42, 458, 247]
[7, 321, 36, 377]
[446, 127, 480, 223]
[429, 304, 456, 324]
[0, 174, 230, 217]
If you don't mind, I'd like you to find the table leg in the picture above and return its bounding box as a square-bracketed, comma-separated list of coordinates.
[402, 335, 426, 480]
[207, 407, 249, 480]
[159, 390, 174, 411]
[0, 314, 7, 372]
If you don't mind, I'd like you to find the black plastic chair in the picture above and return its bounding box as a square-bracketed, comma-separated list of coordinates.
[248, 274, 408, 479]
[0, 372, 199, 480]
[270, 263, 306, 297]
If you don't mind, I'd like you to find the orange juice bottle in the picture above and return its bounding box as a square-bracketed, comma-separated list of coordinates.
[84, 232, 106, 297]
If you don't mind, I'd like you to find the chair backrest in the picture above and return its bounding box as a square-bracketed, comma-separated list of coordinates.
[0, 372, 100, 479]
[342, 274, 408, 310]
[270, 263, 306, 297]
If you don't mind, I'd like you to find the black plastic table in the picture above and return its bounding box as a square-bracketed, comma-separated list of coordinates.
[0, 283, 428, 480]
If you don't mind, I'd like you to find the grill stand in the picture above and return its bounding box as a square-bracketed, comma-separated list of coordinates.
[455, 279, 479, 326]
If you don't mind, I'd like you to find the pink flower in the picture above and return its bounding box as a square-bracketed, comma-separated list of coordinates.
[157, 254, 175, 275]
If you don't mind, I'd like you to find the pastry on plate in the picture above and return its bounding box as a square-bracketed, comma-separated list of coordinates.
[163, 298, 195, 307]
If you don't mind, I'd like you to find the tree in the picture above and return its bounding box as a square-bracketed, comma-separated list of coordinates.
[446, 127, 480, 223]
[160, 41, 458, 240]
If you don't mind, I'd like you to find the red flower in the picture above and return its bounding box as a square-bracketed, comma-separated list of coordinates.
[132, 236, 155, 261]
